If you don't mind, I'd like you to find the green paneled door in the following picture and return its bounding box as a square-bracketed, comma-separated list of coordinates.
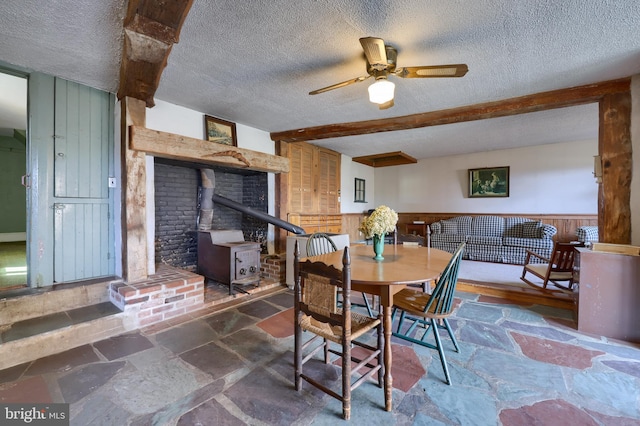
[51, 78, 114, 282]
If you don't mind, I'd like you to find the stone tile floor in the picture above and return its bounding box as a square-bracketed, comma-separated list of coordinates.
[0, 289, 639, 425]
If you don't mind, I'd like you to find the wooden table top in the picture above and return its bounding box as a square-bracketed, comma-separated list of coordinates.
[304, 244, 452, 286]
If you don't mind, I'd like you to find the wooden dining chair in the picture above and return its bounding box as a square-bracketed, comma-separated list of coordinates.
[306, 232, 338, 257]
[391, 242, 465, 385]
[520, 241, 584, 291]
[294, 241, 385, 420]
[306, 232, 375, 317]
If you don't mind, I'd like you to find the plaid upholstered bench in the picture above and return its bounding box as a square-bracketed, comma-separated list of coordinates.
[429, 215, 557, 265]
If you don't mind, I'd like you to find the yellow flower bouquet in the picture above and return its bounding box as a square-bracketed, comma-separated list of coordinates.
[359, 205, 398, 239]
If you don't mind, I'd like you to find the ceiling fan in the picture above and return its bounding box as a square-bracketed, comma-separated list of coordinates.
[309, 37, 468, 110]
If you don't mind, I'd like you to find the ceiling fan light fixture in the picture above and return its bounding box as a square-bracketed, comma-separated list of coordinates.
[368, 78, 395, 104]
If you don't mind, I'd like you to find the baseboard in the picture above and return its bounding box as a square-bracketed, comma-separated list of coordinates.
[0, 233, 26, 242]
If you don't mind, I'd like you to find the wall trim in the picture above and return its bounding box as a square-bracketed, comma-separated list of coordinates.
[0, 232, 26, 242]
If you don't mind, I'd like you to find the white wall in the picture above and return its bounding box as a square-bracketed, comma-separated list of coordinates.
[340, 155, 376, 213]
[372, 139, 598, 214]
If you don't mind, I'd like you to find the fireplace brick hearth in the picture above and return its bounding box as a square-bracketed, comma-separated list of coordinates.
[109, 264, 205, 328]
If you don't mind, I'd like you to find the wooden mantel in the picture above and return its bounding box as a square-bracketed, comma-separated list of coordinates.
[129, 126, 290, 174]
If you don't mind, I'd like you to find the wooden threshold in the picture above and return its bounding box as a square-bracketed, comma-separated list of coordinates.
[457, 279, 577, 311]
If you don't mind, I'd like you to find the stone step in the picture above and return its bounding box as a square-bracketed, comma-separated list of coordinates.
[0, 301, 127, 370]
[0, 277, 119, 326]
[0, 278, 128, 370]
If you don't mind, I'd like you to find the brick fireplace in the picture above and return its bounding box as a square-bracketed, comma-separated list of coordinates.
[109, 158, 285, 329]
[111, 121, 292, 330]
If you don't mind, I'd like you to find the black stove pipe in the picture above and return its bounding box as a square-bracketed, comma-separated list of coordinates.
[212, 194, 306, 235]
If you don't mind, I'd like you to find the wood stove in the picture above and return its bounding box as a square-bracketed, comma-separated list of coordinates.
[197, 230, 261, 295]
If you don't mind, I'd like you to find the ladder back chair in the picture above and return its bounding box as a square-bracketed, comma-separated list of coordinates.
[391, 242, 465, 385]
[520, 241, 584, 291]
[294, 241, 385, 420]
[306, 232, 375, 317]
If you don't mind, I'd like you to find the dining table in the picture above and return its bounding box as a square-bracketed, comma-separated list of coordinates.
[304, 243, 452, 411]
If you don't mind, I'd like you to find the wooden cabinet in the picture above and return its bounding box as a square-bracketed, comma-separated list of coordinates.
[287, 142, 340, 214]
[576, 248, 640, 343]
[288, 143, 315, 213]
[318, 149, 340, 213]
[288, 214, 342, 234]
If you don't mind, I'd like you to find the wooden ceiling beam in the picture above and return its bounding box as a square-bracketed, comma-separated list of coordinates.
[117, 0, 194, 107]
[270, 78, 631, 143]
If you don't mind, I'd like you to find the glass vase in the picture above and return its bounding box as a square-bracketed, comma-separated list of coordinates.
[373, 234, 385, 260]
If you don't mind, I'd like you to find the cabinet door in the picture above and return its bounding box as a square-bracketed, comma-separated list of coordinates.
[289, 143, 315, 213]
[318, 149, 340, 213]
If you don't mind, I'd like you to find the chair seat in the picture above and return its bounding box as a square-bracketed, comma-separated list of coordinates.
[392, 288, 441, 318]
[524, 264, 573, 281]
[300, 311, 381, 343]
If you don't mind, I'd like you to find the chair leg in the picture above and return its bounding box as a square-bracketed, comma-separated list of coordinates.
[376, 319, 384, 388]
[442, 318, 459, 353]
[342, 337, 351, 420]
[431, 318, 452, 385]
[362, 292, 374, 317]
[294, 322, 302, 391]
[324, 338, 330, 363]
[394, 310, 407, 333]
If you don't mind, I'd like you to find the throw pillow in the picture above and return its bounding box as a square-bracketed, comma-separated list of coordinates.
[522, 220, 542, 238]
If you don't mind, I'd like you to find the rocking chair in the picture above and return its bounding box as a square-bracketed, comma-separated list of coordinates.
[520, 241, 584, 291]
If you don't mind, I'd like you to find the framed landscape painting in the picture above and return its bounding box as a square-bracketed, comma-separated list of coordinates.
[204, 115, 237, 146]
[469, 166, 510, 198]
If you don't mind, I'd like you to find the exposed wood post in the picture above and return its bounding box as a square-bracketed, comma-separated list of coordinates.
[121, 97, 148, 282]
[275, 141, 291, 253]
[599, 91, 632, 244]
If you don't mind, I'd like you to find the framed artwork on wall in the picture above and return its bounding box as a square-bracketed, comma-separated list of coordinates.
[204, 115, 237, 146]
[469, 166, 510, 198]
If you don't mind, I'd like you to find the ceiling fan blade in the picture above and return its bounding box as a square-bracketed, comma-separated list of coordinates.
[359, 37, 387, 68]
[378, 98, 394, 110]
[309, 75, 370, 95]
[395, 64, 468, 78]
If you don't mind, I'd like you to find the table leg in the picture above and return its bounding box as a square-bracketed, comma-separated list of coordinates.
[383, 304, 393, 411]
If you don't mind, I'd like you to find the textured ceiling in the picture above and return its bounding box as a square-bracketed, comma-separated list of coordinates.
[1, 0, 639, 159]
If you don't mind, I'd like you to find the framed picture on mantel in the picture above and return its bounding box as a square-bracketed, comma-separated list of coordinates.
[204, 115, 237, 146]
[469, 166, 510, 198]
